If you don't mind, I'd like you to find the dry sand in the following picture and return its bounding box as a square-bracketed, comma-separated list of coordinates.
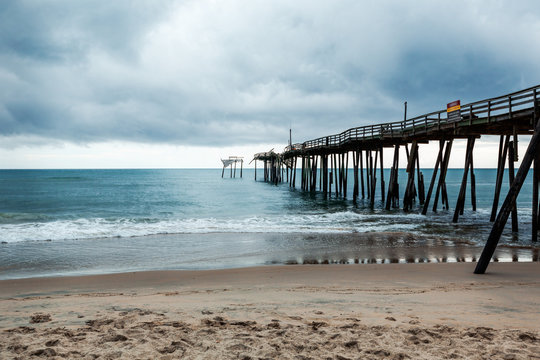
[1, 262, 539, 359]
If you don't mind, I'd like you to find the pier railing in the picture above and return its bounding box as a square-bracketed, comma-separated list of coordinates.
[284, 85, 539, 153]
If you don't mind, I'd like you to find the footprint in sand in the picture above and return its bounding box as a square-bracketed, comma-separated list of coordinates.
[30, 313, 52, 323]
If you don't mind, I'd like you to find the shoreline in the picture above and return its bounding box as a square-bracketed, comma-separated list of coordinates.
[2, 262, 539, 359]
[2, 261, 540, 295]
[2, 230, 539, 281]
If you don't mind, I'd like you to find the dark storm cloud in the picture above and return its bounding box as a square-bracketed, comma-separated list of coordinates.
[1, 0, 539, 148]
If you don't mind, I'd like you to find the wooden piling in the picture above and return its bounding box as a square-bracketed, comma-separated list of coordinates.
[415, 146, 425, 205]
[371, 149, 378, 207]
[508, 141, 518, 232]
[360, 150, 365, 199]
[329, 155, 334, 196]
[334, 153, 339, 196]
[433, 139, 453, 212]
[533, 150, 539, 242]
[386, 144, 400, 210]
[295, 157, 298, 187]
[453, 137, 475, 223]
[470, 150, 476, 211]
[344, 152, 349, 198]
[338, 153, 343, 196]
[379, 146, 385, 203]
[491, 135, 510, 221]
[353, 151, 359, 202]
[422, 140, 444, 215]
[404, 141, 418, 211]
[312, 155, 318, 192]
[317, 156, 323, 191]
[365, 151, 370, 199]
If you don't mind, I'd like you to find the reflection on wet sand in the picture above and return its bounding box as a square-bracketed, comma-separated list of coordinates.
[280, 233, 540, 265]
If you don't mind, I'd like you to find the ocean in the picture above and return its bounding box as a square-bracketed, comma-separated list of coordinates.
[1, 168, 539, 279]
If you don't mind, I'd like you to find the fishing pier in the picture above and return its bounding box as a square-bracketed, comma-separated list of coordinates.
[253, 85, 540, 274]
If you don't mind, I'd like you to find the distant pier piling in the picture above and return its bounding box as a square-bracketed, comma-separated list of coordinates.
[221, 156, 243, 178]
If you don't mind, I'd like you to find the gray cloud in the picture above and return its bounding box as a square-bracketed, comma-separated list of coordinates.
[1, 0, 539, 148]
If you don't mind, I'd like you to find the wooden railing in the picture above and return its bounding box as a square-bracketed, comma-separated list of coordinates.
[283, 85, 539, 153]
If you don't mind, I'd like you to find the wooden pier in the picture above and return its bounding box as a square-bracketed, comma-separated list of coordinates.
[253, 85, 540, 274]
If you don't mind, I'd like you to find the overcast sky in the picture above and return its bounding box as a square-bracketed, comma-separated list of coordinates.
[1, 0, 539, 168]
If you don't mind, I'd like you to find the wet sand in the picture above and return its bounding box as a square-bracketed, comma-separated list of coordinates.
[3, 231, 539, 280]
[1, 262, 539, 359]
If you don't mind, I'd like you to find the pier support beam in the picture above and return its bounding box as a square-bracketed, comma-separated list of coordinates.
[379, 147, 385, 203]
[365, 151, 370, 199]
[416, 146, 425, 205]
[386, 144, 400, 210]
[360, 150, 365, 199]
[292, 157, 297, 188]
[353, 151, 359, 202]
[433, 139, 453, 212]
[490, 135, 510, 221]
[403, 141, 418, 211]
[533, 150, 539, 242]
[453, 136, 476, 223]
[311, 156, 318, 192]
[344, 152, 349, 198]
[371, 149, 378, 207]
[422, 140, 444, 215]
[334, 153, 339, 196]
[508, 141, 518, 232]
[475, 118, 540, 274]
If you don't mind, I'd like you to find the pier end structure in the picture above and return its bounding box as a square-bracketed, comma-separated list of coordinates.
[221, 156, 244, 178]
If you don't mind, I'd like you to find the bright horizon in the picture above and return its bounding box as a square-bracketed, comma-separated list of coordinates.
[0, 135, 532, 170]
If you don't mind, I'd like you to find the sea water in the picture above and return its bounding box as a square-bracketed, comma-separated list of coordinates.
[0, 169, 538, 279]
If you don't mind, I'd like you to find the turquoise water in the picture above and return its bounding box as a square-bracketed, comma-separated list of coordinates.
[0, 169, 538, 279]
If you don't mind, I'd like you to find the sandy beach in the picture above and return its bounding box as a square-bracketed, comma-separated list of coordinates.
[1, 262, 539, 359]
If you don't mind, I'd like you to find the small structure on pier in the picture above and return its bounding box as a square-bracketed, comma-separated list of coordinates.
[221, 156, 243, 178]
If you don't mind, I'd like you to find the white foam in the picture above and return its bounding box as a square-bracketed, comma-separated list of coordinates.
[0, 211, 421, 243]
